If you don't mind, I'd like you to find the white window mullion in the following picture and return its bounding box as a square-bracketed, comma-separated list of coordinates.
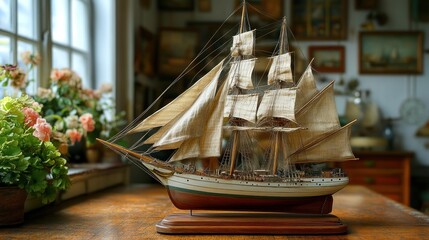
[11, 0, 17, 63]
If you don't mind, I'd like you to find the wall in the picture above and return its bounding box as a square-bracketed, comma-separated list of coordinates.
[155, 0, 429, 176]
[131, 1, 159, 184]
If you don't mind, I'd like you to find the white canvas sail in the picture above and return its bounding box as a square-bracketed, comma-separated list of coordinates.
[257, 88, 297, 123]
[128, 61, 224, 134]
[267, 53, 293, 85]
[284, 82, 341, 156]
[230, 30, 255, 57]
[152, 67, 222, 149]
[289, 123, 356, 163]
[227, 59, 256, 90]
[169, 81, 229, 162]
[224, 94, 259, 123]
[295, 62, 318, 111]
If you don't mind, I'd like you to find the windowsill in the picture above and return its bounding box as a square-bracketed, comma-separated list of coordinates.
[24, 162, 129, 212]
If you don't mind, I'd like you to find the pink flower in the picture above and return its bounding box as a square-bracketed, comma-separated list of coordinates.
[79, 113, 95, 132]
[61, 69, 72, 81]
[23, 107, 40, 127]
[50, 69, 64, 82]
[9, 69, 26, 89]
[99, 83, 112, 93]
[50, 68, 74, 83]
[33, 118, 52, 142]
[1, 64, 17, 71]
[20, 51, 41, 65]
[66, 129, 82, 145]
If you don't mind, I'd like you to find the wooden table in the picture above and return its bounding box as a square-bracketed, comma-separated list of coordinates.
[1, 184, 429, 239]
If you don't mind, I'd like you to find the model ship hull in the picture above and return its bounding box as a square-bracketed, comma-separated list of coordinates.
[143, 162, 348, 214]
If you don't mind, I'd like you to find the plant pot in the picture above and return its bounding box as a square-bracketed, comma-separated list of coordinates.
[0, 186, 27, 226]
[86, 145, 101, 163]
[68, 139, 87, 163]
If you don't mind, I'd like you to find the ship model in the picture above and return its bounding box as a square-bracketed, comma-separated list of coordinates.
[99, 1, 356, 221]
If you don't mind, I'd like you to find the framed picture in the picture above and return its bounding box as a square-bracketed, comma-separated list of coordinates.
[359, 31, 423, 74]
[158, 28, 199, 76]
[410, 0, 429, 22]
[309, 46, 345, 73]
[235, 0, 283, 19]
[291, 0, 348, 40]
[158, 0, 194, 11]
[197, 0, 211, 12]
[355, 0, 377, 10]
[134, 27, 156, 77]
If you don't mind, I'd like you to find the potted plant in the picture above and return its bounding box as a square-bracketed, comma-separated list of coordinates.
[0, 94, 70, 226]
[34, 68, 125, 163]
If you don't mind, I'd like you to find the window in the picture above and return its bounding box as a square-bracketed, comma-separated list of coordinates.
[51, 0, 91, 87]
[0, 0, 40, 94]
[0, 0, 92, 95]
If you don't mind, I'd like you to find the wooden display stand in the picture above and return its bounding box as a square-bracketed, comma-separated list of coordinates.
[156, 212, 347, 235]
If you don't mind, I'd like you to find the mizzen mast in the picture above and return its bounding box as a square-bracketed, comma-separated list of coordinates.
[271, 17, 289, 175]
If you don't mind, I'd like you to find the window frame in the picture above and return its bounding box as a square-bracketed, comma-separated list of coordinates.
[0, 0, 93, 89]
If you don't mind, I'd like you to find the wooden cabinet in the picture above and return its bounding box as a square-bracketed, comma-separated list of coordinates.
[335, 151, 412, 206]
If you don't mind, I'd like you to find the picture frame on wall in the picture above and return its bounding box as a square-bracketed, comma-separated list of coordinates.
[291, 0, 348, 40]
[158, 0, 194, 11]
[197, 0, 211, 12]
[158, 28, 199, 76]
[410, 0, 429, 22]
[309, 46, 345, 73]
[359, 31, 423, 74]
[355, 0, 377, 10]
[235, 0, 283, 19]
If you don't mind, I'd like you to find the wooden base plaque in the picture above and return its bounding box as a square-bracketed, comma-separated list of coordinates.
[156, 212, 347, 235]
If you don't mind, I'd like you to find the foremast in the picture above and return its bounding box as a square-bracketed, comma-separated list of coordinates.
[227, 1, 256, 176]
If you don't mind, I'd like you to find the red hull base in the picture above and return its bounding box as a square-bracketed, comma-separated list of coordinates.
[167, 187, 333, 214]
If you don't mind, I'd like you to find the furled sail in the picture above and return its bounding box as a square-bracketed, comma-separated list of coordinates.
[267, 53, 293, 85]
[224, 94, 259, 123]
[288, 122, 357, 163]
[128, 61, 225, 134]
[230, 30, 255, 57]
[169, 81, 229, 162]
[227, 59, 256, 90]
[257, 88, 297, 123]
[295, 62, 318, 111]
[151, 65, 223, 149]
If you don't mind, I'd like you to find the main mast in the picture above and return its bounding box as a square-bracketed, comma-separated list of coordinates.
[229, 0, 248, 176]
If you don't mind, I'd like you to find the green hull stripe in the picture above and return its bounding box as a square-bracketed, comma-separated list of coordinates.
[167, 185, 325, 200]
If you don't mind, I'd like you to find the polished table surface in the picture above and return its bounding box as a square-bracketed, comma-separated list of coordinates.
[1, 184, 429, 239]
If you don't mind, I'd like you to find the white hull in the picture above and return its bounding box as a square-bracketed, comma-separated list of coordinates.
[142, 162, 348, 198]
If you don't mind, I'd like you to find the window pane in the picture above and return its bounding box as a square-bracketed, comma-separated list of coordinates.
[51, 0, 69, 44]
[71, 0, 88, 51]
[18, 0, 36, 39]
[17, 40, 38, 95]
[52, 46, 70, 68]
[0, 35, 12, 65]
[0, 0, 12, 31]
[72, 52, 88, 87]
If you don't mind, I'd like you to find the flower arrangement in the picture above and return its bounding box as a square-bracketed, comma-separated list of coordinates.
[34, 68, 125, 149]
[0, 95, 70, 203]
[2, 51, 125, 163]
[0, 51, 40, 94]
